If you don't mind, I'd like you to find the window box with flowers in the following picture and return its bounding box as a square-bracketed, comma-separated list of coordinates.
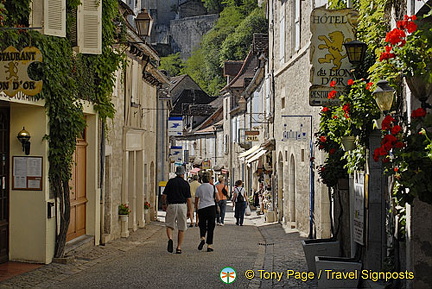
[118, 203, 131, 217]
[317, 79, 380, 186]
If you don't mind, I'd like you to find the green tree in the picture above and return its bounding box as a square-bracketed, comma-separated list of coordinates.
[159, 53, 185, 77]
[184, 2, 264, 95]
[220, 7, 267, 61]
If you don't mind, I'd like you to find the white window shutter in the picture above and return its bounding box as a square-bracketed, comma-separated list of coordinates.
[77, 0, 102, 54]
[43, 0, 66, 37]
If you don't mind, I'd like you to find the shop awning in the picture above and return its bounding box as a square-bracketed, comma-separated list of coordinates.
[246, 148, 267, 164]
[189, 167, 201, 174]
[238, 145, 260, 158]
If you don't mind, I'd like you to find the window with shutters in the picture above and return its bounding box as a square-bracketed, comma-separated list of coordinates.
[30, 0, 66, 37]
[76, 0, 102, 54]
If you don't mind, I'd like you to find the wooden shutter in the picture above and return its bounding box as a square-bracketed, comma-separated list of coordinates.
[77, 0, 102, 54]
[44, 0, 66, 37]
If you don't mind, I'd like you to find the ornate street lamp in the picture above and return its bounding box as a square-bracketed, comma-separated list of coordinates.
[134, 9, 153, 39]
[372, 80, 395, 114]
[343, 40, 367, 65]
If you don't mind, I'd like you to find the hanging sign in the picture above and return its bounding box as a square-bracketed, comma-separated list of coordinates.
[168, 117, 183, 136]
[0, 46, 43, 97]
[309, 8, 358, 106]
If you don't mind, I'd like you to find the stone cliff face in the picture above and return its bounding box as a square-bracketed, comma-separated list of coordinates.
[170, 14, 219, 59]
[140, 0, 217, 58]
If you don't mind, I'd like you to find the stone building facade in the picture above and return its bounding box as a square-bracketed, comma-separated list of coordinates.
[268, 0, 330, 238]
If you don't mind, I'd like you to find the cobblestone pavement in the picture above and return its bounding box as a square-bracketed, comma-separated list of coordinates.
[1, 204, 315, 289]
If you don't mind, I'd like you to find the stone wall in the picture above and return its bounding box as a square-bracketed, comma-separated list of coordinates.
[170, 14, 218, 59]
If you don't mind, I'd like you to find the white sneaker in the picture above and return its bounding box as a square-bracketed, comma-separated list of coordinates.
[220, 223, 224, 226]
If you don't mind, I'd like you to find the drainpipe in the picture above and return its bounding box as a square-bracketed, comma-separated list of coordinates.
[99, 121, 106, 245]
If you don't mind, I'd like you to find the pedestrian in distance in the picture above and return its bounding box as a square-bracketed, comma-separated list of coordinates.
[215, 176, 229, 226]
[232, 180, 247, 226]
[161, 166, 193, 254]
[189, 174, 201, 227]
[195, 171, 219, 252]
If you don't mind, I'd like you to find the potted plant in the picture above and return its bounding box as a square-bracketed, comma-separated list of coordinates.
[118, 203, 131, 222]
[315, 256, 362, 288]
[144, 201, 151, 212]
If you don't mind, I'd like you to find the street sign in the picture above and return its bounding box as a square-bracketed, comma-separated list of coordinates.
[245, 130, 259, 142]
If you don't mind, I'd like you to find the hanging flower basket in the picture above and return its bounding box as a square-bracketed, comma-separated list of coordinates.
[341, 136, 356, 151]
[405, 75, 432, 102]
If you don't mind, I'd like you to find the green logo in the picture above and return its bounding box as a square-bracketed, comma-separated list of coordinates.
[220, 267, 236, 284]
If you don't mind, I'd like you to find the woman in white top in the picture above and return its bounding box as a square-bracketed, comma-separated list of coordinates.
[195, 172, 219, 252]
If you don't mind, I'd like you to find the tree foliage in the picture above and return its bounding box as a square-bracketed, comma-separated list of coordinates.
[159, 53, 185, 77]
[182, 2, 265, 95]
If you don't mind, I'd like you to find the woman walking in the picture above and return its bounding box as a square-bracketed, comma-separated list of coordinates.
[195, 172, 219, 252]
[215, 176, 229, 226]
[232, 180, 247, 226]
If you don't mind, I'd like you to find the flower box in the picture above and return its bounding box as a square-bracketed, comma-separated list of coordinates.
[301, 238, 340, 273]
[315, 256, 362, 288]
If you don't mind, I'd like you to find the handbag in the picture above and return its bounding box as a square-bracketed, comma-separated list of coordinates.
[222, 186, 228, 196]
[213, 186, 220, 214]
[245, 203, 251, 216]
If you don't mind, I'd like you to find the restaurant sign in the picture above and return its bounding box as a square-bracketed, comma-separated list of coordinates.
[309, 8, 358, 106]
[0, 46, 43, 97]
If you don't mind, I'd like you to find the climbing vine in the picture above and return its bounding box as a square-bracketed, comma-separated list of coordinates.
[0, 0, 124, 257]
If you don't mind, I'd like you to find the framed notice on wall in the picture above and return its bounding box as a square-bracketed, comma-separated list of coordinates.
[12, 156, 43, 190]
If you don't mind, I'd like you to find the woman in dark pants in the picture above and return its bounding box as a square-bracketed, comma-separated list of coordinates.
[232, 180, 247, 226]
[195, 172, 220, 252]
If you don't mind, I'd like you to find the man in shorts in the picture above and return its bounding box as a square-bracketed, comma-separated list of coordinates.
[161, 166, 192, 254]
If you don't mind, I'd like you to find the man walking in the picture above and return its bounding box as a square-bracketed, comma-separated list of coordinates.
[161, 166, 192, 254]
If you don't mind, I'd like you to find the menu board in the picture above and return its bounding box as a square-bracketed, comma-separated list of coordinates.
[12, 156, 43, 190]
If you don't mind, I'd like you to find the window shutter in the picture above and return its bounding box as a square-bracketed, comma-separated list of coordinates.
[77, 0, 102, 54]
[44, 0, 66, 37]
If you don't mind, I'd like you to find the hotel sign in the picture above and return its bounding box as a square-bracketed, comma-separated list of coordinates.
[0, 46, 43, 97]
[309, 8, 358, 106]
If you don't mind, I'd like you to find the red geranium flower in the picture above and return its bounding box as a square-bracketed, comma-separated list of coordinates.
[365, 82, 374, 90]
[385, 28, 406, 46]
[329, 148, 336, 155]
[391, 125, 402, 135]
[411, 108, 427, 118]
[329, 80, 337, 87]
[395, 142, 405, 148]
[321, 107, 329, 113]
[347, 79, 354, 85]
[319, 136, 327, 143]
[382, 115, 396, 130]
[327, 90, 337, 99]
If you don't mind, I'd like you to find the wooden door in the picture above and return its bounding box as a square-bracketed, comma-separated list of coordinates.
[67, 133, 88, 241]
[0, 107, 9, 263]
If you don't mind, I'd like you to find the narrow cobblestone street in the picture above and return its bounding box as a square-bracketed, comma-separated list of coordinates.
[0, 204, 316, 289]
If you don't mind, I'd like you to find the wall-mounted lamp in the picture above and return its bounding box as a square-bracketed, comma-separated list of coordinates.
[135, 9, 153, 39]
[372, 80, 395, 114]
[17, 127, 31, 155]
[343, 40, 367, 65]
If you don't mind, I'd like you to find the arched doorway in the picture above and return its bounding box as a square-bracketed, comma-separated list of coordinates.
[289, 154, 296, 223]
[277, 152, 284, 222]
